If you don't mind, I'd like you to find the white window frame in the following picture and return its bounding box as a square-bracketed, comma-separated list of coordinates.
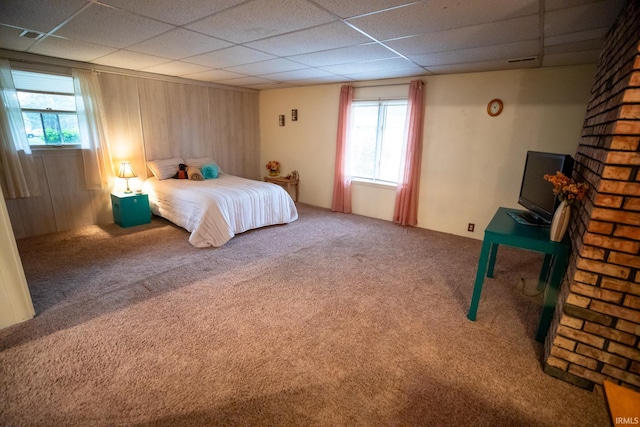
[11, 68, 81, 149]
[349, 98, 408, 185]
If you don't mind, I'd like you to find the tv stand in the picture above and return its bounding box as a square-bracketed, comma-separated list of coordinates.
[506, 209, 549, 227]
[467, 207, 570, 342]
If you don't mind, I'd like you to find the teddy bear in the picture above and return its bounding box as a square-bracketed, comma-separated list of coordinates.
[173, 163, 188, 179]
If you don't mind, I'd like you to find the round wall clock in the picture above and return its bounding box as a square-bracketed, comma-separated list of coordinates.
[487, 99, 503, 116]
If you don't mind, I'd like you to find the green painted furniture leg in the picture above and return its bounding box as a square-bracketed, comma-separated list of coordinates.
[467, 240, 492, 321]
[537, 254, 553, 292]
[487, 243, 499, 278]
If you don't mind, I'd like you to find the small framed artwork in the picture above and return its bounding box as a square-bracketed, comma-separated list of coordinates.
[279, 115, 285, 126]
[291, 109, 298, 121]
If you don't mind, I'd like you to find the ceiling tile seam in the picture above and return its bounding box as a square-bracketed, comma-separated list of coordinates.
[227, 66, 334, 82]
[24, 1, 95, 53]
[339, 21, 423, 69]
[90, 48, 175, 68]
[254, 67, 347, 81]
[309, 0, 424, 21]
[91, 0, 251, 29]
[543, 29, 610, 44]
[296, 0, 421, 68]
[375, 12, 542, 44]
[90, 0, 254, 49]
[178, 0, 342, 45]
[399, 36, 542, 58]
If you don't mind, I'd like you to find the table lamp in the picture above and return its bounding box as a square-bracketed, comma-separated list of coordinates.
[117, 162, 136, 193]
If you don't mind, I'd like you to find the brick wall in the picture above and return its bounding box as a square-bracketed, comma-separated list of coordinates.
[544, 0, 640, 392]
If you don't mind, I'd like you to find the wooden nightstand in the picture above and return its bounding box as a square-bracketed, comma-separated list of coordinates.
[111, 192, 151, 228]
[264, 176, 299, 202]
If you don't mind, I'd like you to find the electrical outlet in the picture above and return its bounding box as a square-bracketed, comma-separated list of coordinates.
[468, 223, 475, 232]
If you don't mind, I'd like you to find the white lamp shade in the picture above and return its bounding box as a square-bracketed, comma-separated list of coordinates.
[117, 162, 137, 179]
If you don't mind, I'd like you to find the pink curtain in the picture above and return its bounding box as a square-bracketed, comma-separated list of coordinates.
[393, 80, 425, 226]
[331, 85, 354, 213]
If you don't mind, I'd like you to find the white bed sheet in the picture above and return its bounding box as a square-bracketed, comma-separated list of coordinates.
[142, 174, 298, 248]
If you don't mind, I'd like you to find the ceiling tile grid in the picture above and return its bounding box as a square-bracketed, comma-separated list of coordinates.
[0, 0, 628, 90]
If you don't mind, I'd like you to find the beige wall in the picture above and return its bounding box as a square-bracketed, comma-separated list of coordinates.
[260, 65, 596, 239]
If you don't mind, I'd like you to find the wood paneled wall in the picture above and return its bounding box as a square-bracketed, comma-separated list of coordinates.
[7, 72, 260, 239]
[6, 150, 111, 239]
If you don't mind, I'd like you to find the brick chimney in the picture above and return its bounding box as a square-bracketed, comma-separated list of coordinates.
[544, 0, 640, 392]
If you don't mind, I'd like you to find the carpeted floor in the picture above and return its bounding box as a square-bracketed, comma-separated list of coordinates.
[1, 204, 608, 426]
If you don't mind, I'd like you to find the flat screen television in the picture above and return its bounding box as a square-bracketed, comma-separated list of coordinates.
[517, 151, 574, 225]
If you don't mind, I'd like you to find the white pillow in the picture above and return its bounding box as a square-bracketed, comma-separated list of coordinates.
[147, 157, 184, 180]
[185, 157, 216, 168]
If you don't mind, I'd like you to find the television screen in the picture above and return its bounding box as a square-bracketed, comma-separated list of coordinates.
[517, 151, 573, 225]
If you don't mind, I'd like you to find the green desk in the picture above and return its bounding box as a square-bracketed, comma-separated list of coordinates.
[467, 207, 570, 342]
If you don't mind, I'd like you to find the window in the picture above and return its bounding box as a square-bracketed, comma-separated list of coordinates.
[11, 70, 80, 146]
[349, 99, 407, 184]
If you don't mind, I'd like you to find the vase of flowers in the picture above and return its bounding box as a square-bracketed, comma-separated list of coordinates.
[266, 160, 280, 177]
[543, 171, 588, 242]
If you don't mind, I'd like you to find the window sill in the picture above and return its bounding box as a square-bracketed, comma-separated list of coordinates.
[30, 145, 82, 157]
[351, 178, 397, 189]
[31, 145, 81, 151]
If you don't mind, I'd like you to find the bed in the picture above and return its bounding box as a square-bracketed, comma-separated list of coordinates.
[142, 157, 298, 248]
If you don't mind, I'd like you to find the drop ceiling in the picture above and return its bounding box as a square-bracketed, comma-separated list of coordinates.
[0, 0, 626, 90]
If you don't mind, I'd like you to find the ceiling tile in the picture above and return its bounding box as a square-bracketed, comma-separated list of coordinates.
[409, 40, 540, 67]
[310, 0, 415, 19]
[260, 68, 337, 82]
[127, 28, 232, 60]
[544, 0, 625, 13]
[542, 50, 602, 67]
[544, 28, 608, 47]
[0, 0, 89, 33]
[54, 3, 174, 49]
[347, 0, 538, 41]
[544, 1, 625, 37]
[319, 57, 419, 75]
[184, 45, 276, 68]
[289, 43, 399, 67]
[186, 0, 337, 43]
[246, 21, 371, 56]
[140, 61, 213, 76]
[225, 58, 307, 75]
[544, 39, 604, 55]
[0, 25, 38, 51]
[217, 76, 278, 87]
[343, 67, 426, 81]
[93, 50, 171, 70]
[28, 36, 117, 62]
[426, 58, 539, 74]
[181, 69, 247, 82]
[99, 0, 242, 26]
[385, 15, 539, 56]
[286, 75, 352, 86]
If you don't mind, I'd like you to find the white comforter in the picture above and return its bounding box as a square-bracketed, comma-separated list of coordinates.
[142, 174, 298, 248]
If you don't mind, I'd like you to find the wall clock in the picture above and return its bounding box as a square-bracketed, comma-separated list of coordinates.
[487, 99, 503, 116]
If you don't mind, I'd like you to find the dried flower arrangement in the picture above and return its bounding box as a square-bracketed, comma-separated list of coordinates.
[265, 160, 280, 171]
[543, 171, 588, 205]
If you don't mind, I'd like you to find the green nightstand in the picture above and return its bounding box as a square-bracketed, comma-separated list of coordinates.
[111, 192, 151, 228]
